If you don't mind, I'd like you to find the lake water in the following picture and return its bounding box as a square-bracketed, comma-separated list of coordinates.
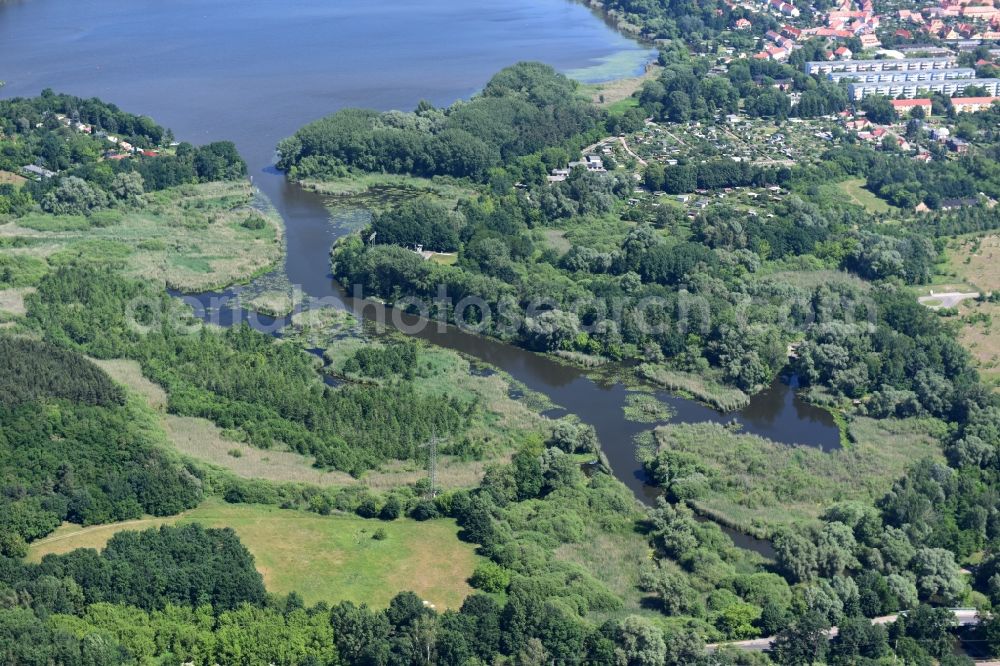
[1, 0, 836, 553]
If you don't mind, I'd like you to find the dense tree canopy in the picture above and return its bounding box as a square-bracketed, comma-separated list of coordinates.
[277, 63, 602, 181]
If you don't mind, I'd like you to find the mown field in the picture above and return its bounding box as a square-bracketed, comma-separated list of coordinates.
[27, 497, 480, 610]
[834, 178, 895, 215]
[0, 169, 27, 186]
[651, 416, 947, 537]
[0, 181, 283, 291]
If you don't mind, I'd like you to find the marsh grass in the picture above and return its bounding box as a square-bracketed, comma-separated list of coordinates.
[554, 527, 657, 620]
[637, 364, 750, 411]
[652, 416, 946, 536]
[300, 172, 474, 209]
[623, 392, 675, 423]
[578, 63, 662, 109]
[0, 181, 284, 291]
[91, 358, 167, 410]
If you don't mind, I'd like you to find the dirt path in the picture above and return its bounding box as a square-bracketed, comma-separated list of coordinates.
[619, 136, 647, 166]
[581, 135, 647, 167]
[661, 127, 686, 147]
[706, 608, 981, 653]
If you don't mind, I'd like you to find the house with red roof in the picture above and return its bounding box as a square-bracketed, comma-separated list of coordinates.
[952, 96, 1000, 112]
[764, 45, 790, 60]
[962, 4, 999, 19]
[891, 98, 932, 115]
[859, 32, 881, 48]
[781, 25, 802, 39]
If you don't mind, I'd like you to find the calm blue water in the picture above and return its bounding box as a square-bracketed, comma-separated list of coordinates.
[0, 0, 655, 171]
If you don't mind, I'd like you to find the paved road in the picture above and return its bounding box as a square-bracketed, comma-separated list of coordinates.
[918, 291, 980, 309]
[706, 608, 981, 653]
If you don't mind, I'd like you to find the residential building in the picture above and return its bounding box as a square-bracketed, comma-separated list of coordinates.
[859, 33, 881, 48]
[891, 98, 933, 114]
[947, 137, 970, 152]
[847, 77, 1000, 100]
[805, 56, 958, 75]
[952, 96, 1000, 112]
[940, 196, 978, 209]
[827, 67, 975, 83]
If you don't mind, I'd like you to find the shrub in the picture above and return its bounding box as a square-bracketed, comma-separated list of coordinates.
[469, 561, 510, 593]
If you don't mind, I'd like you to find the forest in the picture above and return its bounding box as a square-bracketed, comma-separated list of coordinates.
[0, 337, 203, 559]
[6, 426, 1000, 664]
[332, 156, 980, 395]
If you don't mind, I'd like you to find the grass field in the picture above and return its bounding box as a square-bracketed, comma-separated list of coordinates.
[652, 416, 946, 537]
[836, 178, 895, 214]
[942, 234, 1000, 293]
[0, 181, 283, 291]
[0, 286, 32, 317]
[934, 234, 1000, 385]
[0, 169, 26, 186]
[27, 498, 480, 609]
[427, 252, 458, 266]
